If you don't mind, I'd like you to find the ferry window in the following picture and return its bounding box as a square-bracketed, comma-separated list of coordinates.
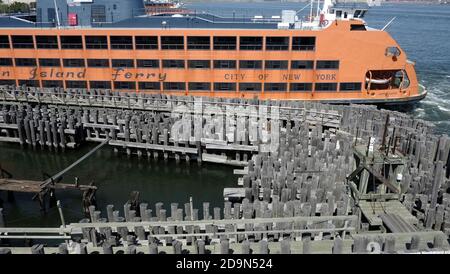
[290, 83, 313, 92]
[316, 60, 339, 69]
[340, 82, 361, 91]
[18, 80, 39, 87]
[162, 60, 185, 69]
[213, 37, 236, 50]
[214, 83, 236, 91]
[385, 47, 401, 57]
[0, 36, 10, 48]
[161, 36, 184, 50]
[187, 36, 210, 50]
[114, 81, 136, 90]
[213, 60, 236, 69]
[135, 36, 158, 50]
[12, 35, 34, 49]
[239, 83, 262, 91]
[137, 59, 159, 68]
[42, 80, 63, 88]
[87, 59, 110, 68]
[163, 82, 186, 91]
[0, 58, 13, 67]
[350, 24, 366, 31]
[266, 37, 289, 51]
[240, 37, 263, 50]
[292, 37, 315, 51]
[265, 61, 288, 70]
[85, 36, 108, 49]
[291, 60, 314, 69]
[110, 36, 133, 50]
[90, 81, 111, 89]
[15, 58, 37, 67]
[265, 83, 287, 92]
[60, 36, 83, 49]
[112, 59, 135, 68]
[39, 58, 61, 67]
[189, 82, 211, 91]
[66, 81, 87, 89]
[315, 83, 337, 91]
[36, 36, 58, 49]
[0, 80, 15, 86]
[188, 60, 210, 69]
[47, 8, 56, 23]
[91, 5, 106, 23]
[63, 59, 85, 68]
[139, 82, 161, 90]
[239, 60, 262, 69]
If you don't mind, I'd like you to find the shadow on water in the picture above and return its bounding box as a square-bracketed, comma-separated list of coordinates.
[0, 142, 238, 228]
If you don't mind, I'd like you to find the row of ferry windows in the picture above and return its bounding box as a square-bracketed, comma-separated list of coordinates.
[0, 35, 316, 51]
[0, 58, 339, 70]
[0, 80, 361, 92]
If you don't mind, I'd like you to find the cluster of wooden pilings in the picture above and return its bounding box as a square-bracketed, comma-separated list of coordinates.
[0, 202, 448, 254]
[0, 104, 84, 149]
[0, 86, 449, 254]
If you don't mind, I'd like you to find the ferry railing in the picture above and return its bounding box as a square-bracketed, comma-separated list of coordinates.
[239, 45, 263, 50]
[135, 44, 159, 50]
[36, 44, 59, 49]
[110, 44, 134, 50]
[186, 45, 210, 50]
[11, 43, 34, 49]
[161, 44, 185, 50]
[213, 45, 237, 50]
[266, 45, 290, 51]
[85, 43, 108, 49]
[60, 44, 83, 49]
[292, 45, 316, 51]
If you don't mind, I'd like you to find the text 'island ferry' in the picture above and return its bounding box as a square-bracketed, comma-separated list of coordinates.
[0, 0, 427, 104]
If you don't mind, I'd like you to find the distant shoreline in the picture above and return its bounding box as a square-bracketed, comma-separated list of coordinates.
[184, 0, 445, 4]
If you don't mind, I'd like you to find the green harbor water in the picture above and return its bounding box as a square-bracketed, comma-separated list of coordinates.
[0, 142, 238, 227]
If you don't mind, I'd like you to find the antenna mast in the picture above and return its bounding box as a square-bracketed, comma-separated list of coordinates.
[53, 0, 61, 28]
[316, 0, 320, 17]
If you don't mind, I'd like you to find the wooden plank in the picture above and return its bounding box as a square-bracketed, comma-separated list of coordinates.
[359, 200, 418, 226]
[0, 136, 20, 143]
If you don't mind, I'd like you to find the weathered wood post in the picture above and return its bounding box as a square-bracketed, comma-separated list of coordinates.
[103, 243, 113, 254]
[220, 239, 230, 254]
[31, 244, 45, 254]
[0, 208, 5, 228]
[259, 240, 269, 254]
[196, 239, 205, 254]
[0, 248, 12, 254]
[384, 236, 396, 254]
[280, 239, 291, 254]
[58, 243, 68, 254]
[149, 243, 158, 254]
[332, 237, 344, 254]
[241, 240, 251, 254]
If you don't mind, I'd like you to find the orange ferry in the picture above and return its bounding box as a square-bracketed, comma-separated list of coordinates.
[0, 0, 427, 104]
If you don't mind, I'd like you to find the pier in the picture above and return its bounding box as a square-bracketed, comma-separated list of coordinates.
[0, 86, 449, 254]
